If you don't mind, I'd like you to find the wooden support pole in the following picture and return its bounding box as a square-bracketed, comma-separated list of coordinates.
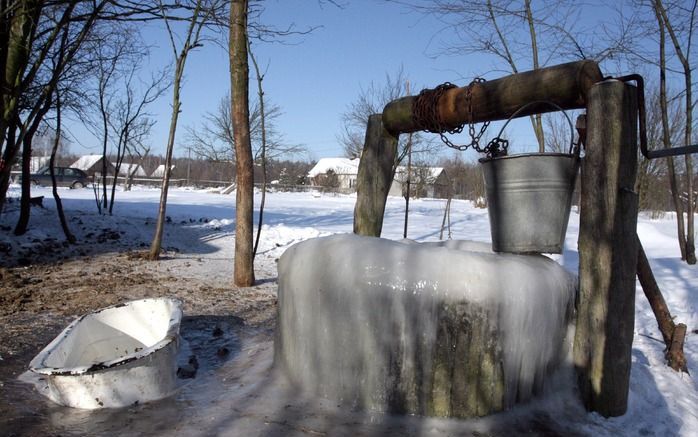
[637, 236, 689, 373]
[637, 237, 676, 346]
[382, 60, 602, 135]
[353, 114, 399, 237]
[574, 80, 639, 417]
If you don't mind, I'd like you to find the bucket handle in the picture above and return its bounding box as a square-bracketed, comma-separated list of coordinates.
[493, 101, 578, 156]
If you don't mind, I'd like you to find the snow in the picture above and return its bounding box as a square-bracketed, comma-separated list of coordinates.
[1, 184, 697, 435]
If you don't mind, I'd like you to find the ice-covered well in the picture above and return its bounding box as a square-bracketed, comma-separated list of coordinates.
[275, 234, 576, 418]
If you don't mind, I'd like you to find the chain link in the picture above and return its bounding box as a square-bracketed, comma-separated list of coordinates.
[412, 78, 503, 157]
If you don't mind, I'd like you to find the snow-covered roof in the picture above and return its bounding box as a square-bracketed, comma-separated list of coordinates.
[71, 154, 103, 171]
[308, 158, 360, 178]
[114, 162, 147, 177]
[151, 164, 175, 178]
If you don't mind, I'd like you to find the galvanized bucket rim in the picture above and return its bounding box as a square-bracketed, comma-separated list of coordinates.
[478, 152, 578, 163]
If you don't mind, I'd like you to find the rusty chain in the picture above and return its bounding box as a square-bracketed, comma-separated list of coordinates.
[412, 78, 499, 156]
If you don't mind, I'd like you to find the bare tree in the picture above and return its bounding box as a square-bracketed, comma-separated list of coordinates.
[248, 41, 267, 258]
[148, 0, 218, 260]
[12, 1, 110, 235]
[230, 0, 255, 286]
[653, 0, 696, 264]
[391, 0, 587, 152]
[339, 67, 436, 167]
[185, 92, 299, 165]
[48, 86, 76, 243]
[108, 66, 169, 213]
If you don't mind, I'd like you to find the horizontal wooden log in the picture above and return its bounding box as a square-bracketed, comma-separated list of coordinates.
[382, 60, 603, 135]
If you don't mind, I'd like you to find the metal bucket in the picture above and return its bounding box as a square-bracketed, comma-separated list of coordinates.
[480, 153, 579, 253]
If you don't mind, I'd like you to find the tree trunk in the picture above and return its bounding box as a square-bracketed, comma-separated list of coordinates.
[49, 90, 75, 243]
[14, 97, 50, 235]
[655, 0, 696, 264]
[0, 0, 42, 214]
[147, 0, 204, 260]
[230, 0, 255, 286]
[14, 123, 33, 235]
[382, 60, 602, 135]
[249, 42, 266, 258]
[148, 57, 184, 260]
[574, 81, 639, 417]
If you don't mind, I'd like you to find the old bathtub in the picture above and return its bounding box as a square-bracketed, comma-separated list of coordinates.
[29, 297, 182, 409]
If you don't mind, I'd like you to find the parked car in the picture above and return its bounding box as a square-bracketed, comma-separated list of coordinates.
[15, 166, 90, 188]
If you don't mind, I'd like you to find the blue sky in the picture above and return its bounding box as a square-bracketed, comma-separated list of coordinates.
[66, 0, 646, 162]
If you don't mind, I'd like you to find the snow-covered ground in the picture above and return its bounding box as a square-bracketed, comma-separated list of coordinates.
[1, 184, 696, 436]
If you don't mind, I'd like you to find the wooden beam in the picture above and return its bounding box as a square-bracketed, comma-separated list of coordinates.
[353, 114, 399, 237]
[574, 80, 639, 417]
[382, 60, 603, 135]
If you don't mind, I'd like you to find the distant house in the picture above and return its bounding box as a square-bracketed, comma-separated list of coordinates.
[307, 158, 360, 191]
[71, 154, 116, 177]
[150, 164, 175, 178]
[114, 162, 147, 177]
[308, 157, 450, 198]
[390, 166, 451, 199]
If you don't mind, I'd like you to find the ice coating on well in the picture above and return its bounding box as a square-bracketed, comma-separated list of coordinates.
[275, 234, 577, 418]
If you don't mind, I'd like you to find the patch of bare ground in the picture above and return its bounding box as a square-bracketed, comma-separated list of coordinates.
[0, 250, 277, 410]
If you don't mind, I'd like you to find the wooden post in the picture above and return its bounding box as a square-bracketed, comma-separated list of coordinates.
[574, 80, 639, 417]
[353, 114, 398, 237]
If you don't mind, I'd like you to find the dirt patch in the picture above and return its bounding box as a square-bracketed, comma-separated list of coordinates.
[0, 248, 278, 427]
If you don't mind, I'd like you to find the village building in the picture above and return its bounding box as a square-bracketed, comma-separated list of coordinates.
[150, 164, 175, 178]
[389, 166, 450, 198]
[115, 162, 148, 178]
[70, 154, 116, 177]
[307, 158, 360, 192]
[308, 157, 450, 198]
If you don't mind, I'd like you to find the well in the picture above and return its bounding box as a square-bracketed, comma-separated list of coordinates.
[275, 234, 576, 418]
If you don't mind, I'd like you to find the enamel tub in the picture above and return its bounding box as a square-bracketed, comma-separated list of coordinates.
[29, 298, 182, 409]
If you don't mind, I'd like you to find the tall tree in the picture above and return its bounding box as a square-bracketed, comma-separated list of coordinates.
[12, 1, 109, 234]
[248, 41, 267, 257]
[148, 0, 215, 260]
[653, 0, 696, 264]
[48, 86, 75, 242]
[230, 0, 255, 286]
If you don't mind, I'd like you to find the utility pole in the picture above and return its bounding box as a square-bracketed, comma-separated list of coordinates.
[186, 146, 191, 186]
[403, 80, 412, 239]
